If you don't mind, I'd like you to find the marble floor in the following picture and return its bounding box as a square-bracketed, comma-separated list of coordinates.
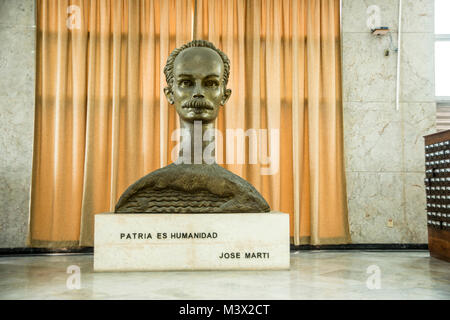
[0, 250, 449, 300]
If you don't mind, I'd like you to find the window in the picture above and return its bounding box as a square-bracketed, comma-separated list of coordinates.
[435, 0, 450, 131]
[435, 0, 450, 99]
[436, 102, 450, 131]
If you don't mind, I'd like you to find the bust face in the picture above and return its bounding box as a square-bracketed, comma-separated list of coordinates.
[165, 47, 231, 123]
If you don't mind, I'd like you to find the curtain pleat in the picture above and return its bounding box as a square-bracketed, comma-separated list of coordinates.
[29, 0, 350, 247]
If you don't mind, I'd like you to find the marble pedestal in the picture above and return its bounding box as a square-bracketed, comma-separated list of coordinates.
[94, 212, 290, 271]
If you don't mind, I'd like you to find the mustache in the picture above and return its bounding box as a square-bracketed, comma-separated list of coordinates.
[182, 98, 214, 110]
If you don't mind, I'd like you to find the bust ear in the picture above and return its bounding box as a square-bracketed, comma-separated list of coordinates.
[221, 88, 232, 106]
[164, 87, 174, 105]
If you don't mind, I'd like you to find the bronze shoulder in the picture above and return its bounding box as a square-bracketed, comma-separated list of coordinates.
[114, 163, 270, 213]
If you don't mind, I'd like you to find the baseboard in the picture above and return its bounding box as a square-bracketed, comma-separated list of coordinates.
[0, 243, 428, 256]
[0, 247, 94, 256]
[290, 243, 428, 250]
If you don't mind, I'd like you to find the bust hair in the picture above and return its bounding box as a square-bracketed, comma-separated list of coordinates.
[163, 40, 230, 91]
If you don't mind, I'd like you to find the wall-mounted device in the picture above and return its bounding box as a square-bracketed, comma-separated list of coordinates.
[371, 27, 390, 36]
[370, 26, 398, 57]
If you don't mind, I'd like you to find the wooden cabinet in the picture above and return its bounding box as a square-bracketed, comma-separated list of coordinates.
[424, 130, 450, 262]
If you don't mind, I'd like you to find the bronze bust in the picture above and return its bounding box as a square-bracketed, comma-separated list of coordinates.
[115, 40, 270, 213]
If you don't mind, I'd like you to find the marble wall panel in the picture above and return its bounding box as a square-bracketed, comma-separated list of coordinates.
[0, 0, 35, 27]
[343, 0, 434, 34]
[399, 33, 435, 103]
[0, 26, 35, 98]
[0, 0, 35, 248]
[0, 96, 35, 249]
[347, 171, 428, 244]
[403, 173, 428, 243]
[342, 0, 399, 33]
[343, 32, 398, 102]
[0, 169, 31, 247]
[0, 95, 34, 172]
[402, 103, 436, 172]
[343, 102, 402, 172]
[346, 172, 405, 243]
[402, 0, 434, 33]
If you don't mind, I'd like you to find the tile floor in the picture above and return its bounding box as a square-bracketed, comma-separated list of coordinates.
[0, 250, 449, 299]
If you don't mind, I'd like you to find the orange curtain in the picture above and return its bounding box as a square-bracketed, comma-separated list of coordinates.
[29, 0, 350, 247]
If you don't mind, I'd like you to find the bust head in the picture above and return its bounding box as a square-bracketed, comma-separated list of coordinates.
[163, 40, 232, 124]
